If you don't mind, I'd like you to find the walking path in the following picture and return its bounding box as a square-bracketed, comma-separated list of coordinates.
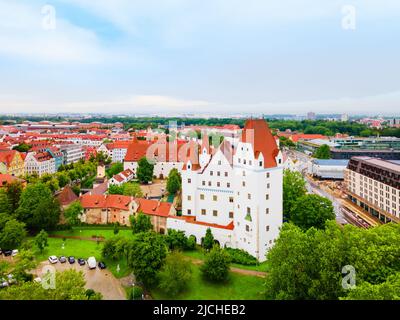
[49, 235, 105, 242]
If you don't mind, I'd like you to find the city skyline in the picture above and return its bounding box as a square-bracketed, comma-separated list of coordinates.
[1, 1, 400, 115]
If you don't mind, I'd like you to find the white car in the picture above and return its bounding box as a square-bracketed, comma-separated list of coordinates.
[48, 256, 58, 264]
[11, 249, 18, 257]
[87, 257, 97, 270]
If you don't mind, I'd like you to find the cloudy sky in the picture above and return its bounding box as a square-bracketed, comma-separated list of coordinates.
[0, 0, 399, 115]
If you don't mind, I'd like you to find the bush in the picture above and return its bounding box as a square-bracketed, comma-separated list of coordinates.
[158, 251, 192, 296]
[165, 229, 188, 251]
[128, 286, 144, 300]
[186, 235, 196, 250]
[224, 248, 259, 266]
[201, 245, 231, 282]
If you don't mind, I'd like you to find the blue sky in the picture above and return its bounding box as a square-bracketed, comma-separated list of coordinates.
[0, 0, 400, 115]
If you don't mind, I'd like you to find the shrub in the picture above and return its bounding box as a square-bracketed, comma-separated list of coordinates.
[158, 252, 192, 296]
[201, 245, 231, 282]
[186, 235, 196, 250]
[224, 248, 259, 266]
[128, 286, 144, 300]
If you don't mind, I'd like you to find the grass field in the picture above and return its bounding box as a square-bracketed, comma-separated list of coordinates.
[151, 264, 265, 300]
[49, 228, 134, 240]
[32, 237, 131, 278]
[182, 249, 269, 272]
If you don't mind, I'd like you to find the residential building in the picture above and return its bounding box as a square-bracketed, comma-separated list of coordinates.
[24, 151, 56, 176]
[344, 156, 400, 223]
[59, 144, 84, 165]
[167, 119, 283, 262]
[98, 141, 131, 163]
[108, 168, 134, 186]
[0, 150, 25, 176]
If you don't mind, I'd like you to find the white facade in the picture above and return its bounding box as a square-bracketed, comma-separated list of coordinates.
[24, 152, 56, 176]
[124, 160, 183, 179]
[59, 145, 84, 165]
[169, 120, 283, 262]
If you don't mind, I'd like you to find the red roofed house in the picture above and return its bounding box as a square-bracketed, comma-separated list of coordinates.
[108, 168, 134, 186]
[79, 194, 175, 232]
[80, 194, 137, 225]
[0, 173, 25, 188]
[0, 150, 25, 176]
[97, 140, 131, 163]
[167, 119, 283, 262]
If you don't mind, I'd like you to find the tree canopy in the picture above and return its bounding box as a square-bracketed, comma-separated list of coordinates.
[282, 170, 307, 221]
[136, 157, 154, 184]
[313, 144, 331, 159]
[16, 183, 61, 231]
[290, 194, 335, 230]
[166, 168, 182, 195]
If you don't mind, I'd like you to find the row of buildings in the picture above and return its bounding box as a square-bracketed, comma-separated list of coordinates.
[77, 119, 283, 261]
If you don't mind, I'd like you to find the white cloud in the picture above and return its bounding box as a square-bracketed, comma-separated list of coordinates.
[0, 1, 107, 63]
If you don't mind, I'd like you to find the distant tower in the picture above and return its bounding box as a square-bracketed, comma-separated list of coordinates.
[307, 112, 316, 120]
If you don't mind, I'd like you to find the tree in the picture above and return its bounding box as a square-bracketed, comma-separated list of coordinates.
[200, 245, 231, 282]
[0, 189, 11, 214]
[123, 183, 143, 197]
[13, 143, 31, 153]
[101, 236, 129, 261]
[127, 232, 167, 286]
[34, 229, 49, 253]
[0, 212, 12, 231]
[5, 181, 23, 214]
[283, 170, 307, 221]
[0, 269, 102, 300]
[108, 184, 124, 195]
[0, 219, 26, 249]
[106, 162, 124, 178]
[202, 228, 214, 250]
[186, 235, 197, 250]
[264, 221, 400, 300]
[113, 223, 120, 235]
[342, 273, 400, 300]
[166, 168, 181, 195]
[291, 194, 335, 230]
[165, 229, 188, 251]
[130, 213, 153, 234]
[136, 157, 154, 184]
[12, 249, 37, 281]
[158, 251, 192, 296]
[56, 172, 71, 188]
[64, 201, 83, 226]
[313, 144, 331, 159]
[16, 183, 61, 231]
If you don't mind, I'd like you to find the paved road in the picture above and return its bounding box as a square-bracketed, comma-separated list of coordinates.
[34, 261, 126, 300]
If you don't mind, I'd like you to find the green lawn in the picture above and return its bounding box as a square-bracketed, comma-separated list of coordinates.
[151, 264, 265, 300]
[49, 228, 134, 240]
[182, 249, 269, 272]
[32, 237, 131, 279]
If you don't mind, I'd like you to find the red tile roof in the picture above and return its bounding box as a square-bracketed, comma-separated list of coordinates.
[290, 134, 328, 143]
[124, 140, 153, 162]
[0, 174, 23, 187]
[241, 119, 279, 169]
[137, 198, 172, 217]
[56, 186, 78, 206]
[80, 194, 133, 210]
[0, 150, 19, 166]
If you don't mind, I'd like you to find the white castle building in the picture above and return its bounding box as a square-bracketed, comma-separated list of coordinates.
[167, 119, 283, 261]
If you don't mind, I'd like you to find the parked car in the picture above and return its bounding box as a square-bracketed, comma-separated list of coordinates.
[87, 257, 96, 270]
[48, 256, 58, 264]
[33, 277, 42, 283]
[3, 250, 12, 257]
[0, 248, 2, 255]
[98, 262, 106, 270]
[77, 258, 85, 266]
[59, 256, 67, 263]
[11, 250, 18, 257]
[68, 256, 75, 264]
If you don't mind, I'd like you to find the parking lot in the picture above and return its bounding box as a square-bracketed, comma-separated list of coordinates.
[33, 260, 126, 300]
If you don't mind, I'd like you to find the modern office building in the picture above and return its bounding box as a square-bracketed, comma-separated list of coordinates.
[344, 157, 400, 223]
